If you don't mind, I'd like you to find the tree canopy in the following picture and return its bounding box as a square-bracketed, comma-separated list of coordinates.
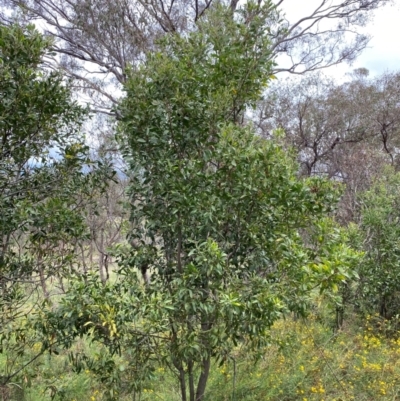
[41, 5, 359, 401]
[0, 0, 391, 112]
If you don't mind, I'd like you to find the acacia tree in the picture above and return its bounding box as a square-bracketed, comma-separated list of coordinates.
[0, 0, 391, 112]
[44, 4, 358, 401]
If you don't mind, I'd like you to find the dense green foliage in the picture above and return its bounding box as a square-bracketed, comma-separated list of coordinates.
[0, 23, 106, 391]
[38, 5, 359, 401]
[1, 1, 400, 400]
[356, 169, 400, 320]
[0, 23, 88, 281]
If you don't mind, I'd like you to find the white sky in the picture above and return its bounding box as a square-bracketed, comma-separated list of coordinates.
[278, 0, 400, 80]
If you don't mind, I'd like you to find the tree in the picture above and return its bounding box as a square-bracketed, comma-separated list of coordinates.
[258, 70, 400, 176]
[256, 70, 400, 222]
[0, 23, 97, 389]
[0, 23, 88, 285]
[84, 175, 129, 284]
[356, 168, 400, 322]
[44, 4, 358, 401]
[0, 0, 391, 112]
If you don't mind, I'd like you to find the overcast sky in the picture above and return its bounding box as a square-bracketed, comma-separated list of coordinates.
[279, 0, 400, 80]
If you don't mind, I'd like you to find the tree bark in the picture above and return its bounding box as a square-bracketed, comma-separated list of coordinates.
[178, 365, 187, 401]
[188, 360, 195, 401]
[195, 357, 210, 401]
[37, 254, 49, 299]
[38, 265, 49, 300]
[99, 229, 106, 284]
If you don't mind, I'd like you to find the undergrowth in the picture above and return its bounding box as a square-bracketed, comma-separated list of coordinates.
[6, 313, 400, 400]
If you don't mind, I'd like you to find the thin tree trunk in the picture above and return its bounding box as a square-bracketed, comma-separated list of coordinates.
[177, 219, 183, 274]
[37, 255, 49, 299]
[104, 253, 109, 281]
[335, 306, 344, 331]
[99, 229, 106, 284]
[80, 244, 88, 275]
[38, 266, 49, 299]
[178, 365, 187, 401]
[1, 233, 11, 255]
[188, 360, 195, 401]
[0, 233, 11, 297]
[171, 328, 187, 401]
[195, 357, 210, 401]
[90, 238, 94, 265]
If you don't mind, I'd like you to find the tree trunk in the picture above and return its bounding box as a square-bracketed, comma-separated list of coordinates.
[38, 266, 49, 299]
[80, 244, 88, 275]
[188, 360, 195, 401]
[172, 347, 187, 401]
[37, 254, 49, 299]
[99, 229, 106, 284]
[90, 238, 94, 265]
[178, 366, 187, 401]
[195, 357, 210, 401]
[335, 306, 344, 331]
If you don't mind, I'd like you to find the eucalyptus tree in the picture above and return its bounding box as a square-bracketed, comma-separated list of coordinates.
[0, 0, 391, 112]
[257, 70, 400, 222]
[44, 4, 359, 400]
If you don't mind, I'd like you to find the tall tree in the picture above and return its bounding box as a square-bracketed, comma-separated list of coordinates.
[0, 0, 391, 112]
[0, 23, 96, 388]
[44, 4, 358, 400]
[257, 70, 400, 222]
